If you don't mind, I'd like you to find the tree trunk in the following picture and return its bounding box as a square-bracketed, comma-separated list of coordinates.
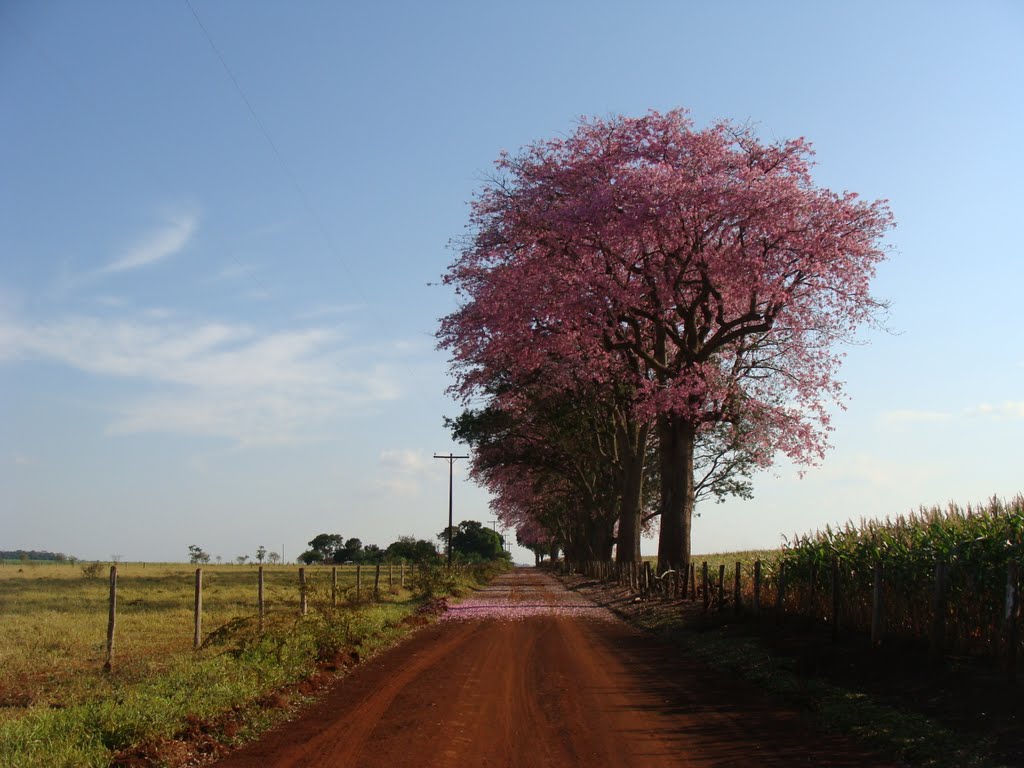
[586, 512, 616, 562]
[615, 419, 649, 564]
[656, 413, 695, 574]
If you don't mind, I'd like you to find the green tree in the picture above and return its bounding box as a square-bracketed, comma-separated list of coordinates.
[300, 533, 345, 564]
[438, 521, 507, 563]
[255, 545, 267, 563]
[297, 549, 324, 564]
[188, 545, 210, 565]
[385, 536, 440, 564]
[361, 544, 385, 564]
[337, 537, 363, 563]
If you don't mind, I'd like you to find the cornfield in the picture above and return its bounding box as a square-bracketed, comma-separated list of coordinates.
[773, 495, 1023, 658]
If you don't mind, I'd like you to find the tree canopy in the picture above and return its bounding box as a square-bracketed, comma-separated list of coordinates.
[440, 109, 892, 571]
[438, 520, 508, 563]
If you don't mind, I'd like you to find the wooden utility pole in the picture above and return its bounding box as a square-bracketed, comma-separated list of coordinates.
[434, 453, 469, 567]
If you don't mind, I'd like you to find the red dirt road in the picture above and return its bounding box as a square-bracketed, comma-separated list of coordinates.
[214, 569, 892, 767]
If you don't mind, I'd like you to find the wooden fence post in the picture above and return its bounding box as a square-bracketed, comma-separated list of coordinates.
[718, 564, 726, 613]
[103, 565, 117, 672]
[193, 568, 203, 650]
[401, 563, 406, 588]
[753, 560, 761, 616]
[871, 561, 883, 646]
[1005, 561, 1019, 683]
[258, 566, 265, 633]
[389, 564, 394, 590]
[831, 556, 840, 642]
[806, 563, 817, 618]
[702, 562, 709, 613]
[645, 562, 653, 596]
[775, 561, 786, 622]
[733, 560, 742, 615]
[299, 567, 307, 616]
[356, 564, 362, 602]
[929, 560, 948, 664]
[689, 562, 696, 600]
[374, 563, 381, 601]
[680, 563, 689, 601]
[331, 566, 338, 608]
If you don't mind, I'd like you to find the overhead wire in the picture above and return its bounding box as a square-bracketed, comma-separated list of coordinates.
[182, 0, 367, 303]
[0, 3, 275, 306]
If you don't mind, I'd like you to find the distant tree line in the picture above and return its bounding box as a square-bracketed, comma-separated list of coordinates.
[296, 521, 510, 566]
[297, 534, 439, 566]
[184, 520, 511, 567]
[1, 550, 76, 563]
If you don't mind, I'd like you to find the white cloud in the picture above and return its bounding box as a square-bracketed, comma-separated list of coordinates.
[379, 449, 429, 473]
[966, 401, 1024, 420]
[881, 401, 1024, 427]
[376, 449, 434, 497]
[879, 409, 953, 425]
[1, 313, 404, 446]
[101, 212, 197, 273]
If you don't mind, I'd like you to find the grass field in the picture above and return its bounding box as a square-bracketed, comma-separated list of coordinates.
[0, 560, 474, 767]
[0, 562, 407, 707]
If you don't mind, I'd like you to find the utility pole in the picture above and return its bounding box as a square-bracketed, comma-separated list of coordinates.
[489, 519, 504, 558]
[434, 453, 468, 567]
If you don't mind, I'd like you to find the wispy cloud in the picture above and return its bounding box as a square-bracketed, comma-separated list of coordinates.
[208, 263, 257, 282]
[101, 212, 197, 273]
[295, 303, 366, 320]
[380, 449, 429, 474]
[966, 401, 1024, 419]
[880, 401, 1024, 427]
[879, 409, 954, 425]
[377, 449, 435, 497]
[0, 313, 405, 446]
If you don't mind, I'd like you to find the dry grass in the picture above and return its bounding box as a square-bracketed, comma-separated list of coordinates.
[0, 562, 410, 713]
[0, 559, 473, 766]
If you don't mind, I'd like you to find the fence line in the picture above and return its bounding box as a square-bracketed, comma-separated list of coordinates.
[96, 563, 427, 672]
[564, 555, 1022, 680]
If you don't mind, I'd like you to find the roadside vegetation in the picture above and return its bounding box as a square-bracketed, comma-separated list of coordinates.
[570, 495, 1024, 767]
[0, 557, 508, 767]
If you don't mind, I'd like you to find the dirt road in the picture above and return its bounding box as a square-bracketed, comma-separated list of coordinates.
[214, 568, 890, 767]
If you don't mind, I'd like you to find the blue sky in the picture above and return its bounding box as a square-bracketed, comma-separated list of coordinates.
[1, 1, 1021, 563]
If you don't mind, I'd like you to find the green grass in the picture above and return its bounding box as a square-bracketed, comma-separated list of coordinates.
[0, 561, 495, 767]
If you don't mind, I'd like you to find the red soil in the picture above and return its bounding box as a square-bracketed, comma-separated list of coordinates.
[212, 568, 893, 767]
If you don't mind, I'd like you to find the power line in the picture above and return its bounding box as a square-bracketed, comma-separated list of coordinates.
[183, 0, 366, 302]
[434, 453, 469, 567]
[0, 3, 274, 306]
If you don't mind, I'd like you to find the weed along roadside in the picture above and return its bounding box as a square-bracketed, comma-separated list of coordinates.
[0, 561, 509, 767]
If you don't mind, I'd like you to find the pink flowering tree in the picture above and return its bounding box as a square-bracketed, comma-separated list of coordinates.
[446, 384, 625, 562]
[442, 110, 893, 573]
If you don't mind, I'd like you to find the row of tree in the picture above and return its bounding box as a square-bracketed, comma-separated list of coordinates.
[297, 534, 428, 565]
[297, 522, 508, 566]
[0, 550, 76, 563]
[439, 110, 891, 574]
